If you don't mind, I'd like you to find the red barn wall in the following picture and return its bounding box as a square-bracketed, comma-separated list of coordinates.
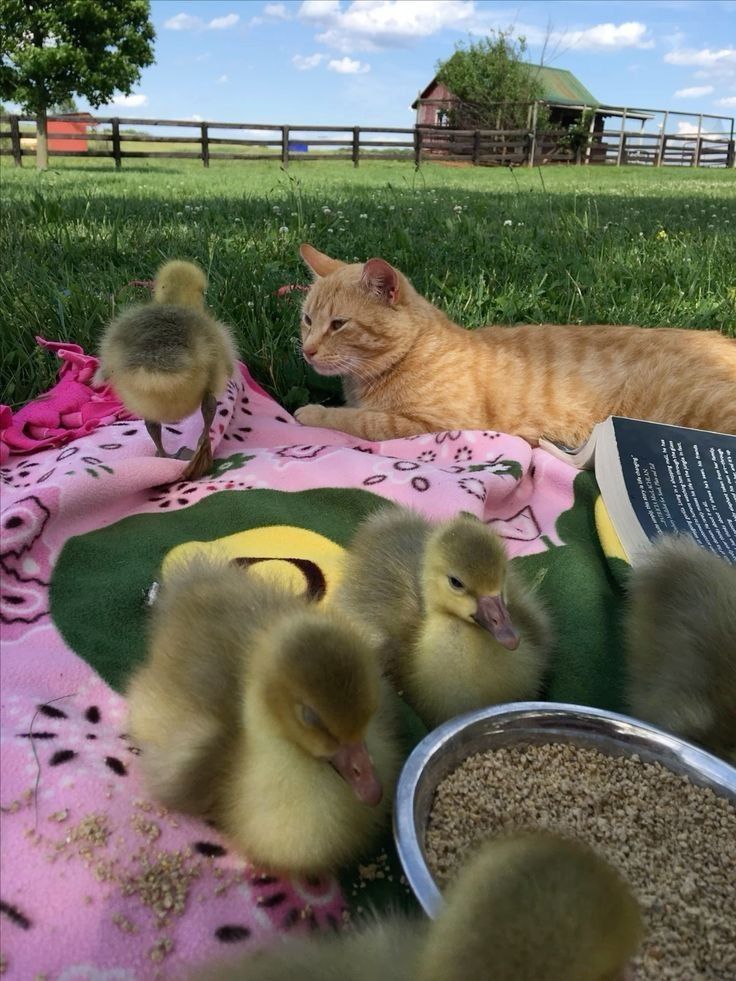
[416, 81, 456, 126]
[48, 120, 88, 152]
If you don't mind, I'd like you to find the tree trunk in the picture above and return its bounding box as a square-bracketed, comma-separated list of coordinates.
[36, 107, 48, 171]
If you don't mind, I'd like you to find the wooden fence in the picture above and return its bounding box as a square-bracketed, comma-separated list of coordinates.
[1, 113, 734, 168]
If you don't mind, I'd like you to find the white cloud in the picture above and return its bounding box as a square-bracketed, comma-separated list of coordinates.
[209, 13, 239, 29]
[164, 11, 240, 31]
[300, 0, 477, 53]
[716, 95, 736, 106]
[292, 53, 325, 70]
[297, 2, 653, 57]
[264, 3, 290, 18]
[195, 52, 211, 62]
[217, 74, 229, 83]
[676, 121, 723, 136]
[110, 93, 148, 107]
[165, 12, 202, 30]
[328, 56, 370, 74]
[665, 47, 736, 67]
[675, 85, 714, 97]
[557, 21, 654, 50]
[191, 113, 203, 121]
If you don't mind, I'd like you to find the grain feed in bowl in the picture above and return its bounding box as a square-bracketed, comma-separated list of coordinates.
[425, 742, 736, 981]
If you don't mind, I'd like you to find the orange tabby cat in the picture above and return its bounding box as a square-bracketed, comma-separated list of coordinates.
[295, 244, 736, 444]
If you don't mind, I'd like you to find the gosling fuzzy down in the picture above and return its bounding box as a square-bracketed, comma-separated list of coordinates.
[334, 509, 551, 727]
[95, 260, 237, 479]
[127, 555, 401, 875]
[624, 534, 736, 761]
[196, 832, 642, 981]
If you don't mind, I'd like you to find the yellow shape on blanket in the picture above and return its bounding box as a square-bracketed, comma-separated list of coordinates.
[594, 496, 630, 565]
[162, 526, 346, 603]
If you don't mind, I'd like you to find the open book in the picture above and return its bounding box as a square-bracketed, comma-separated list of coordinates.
[539, 417, 736, 564]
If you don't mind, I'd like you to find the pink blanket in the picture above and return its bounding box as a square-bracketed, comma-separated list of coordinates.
[0, 345, 576, 979]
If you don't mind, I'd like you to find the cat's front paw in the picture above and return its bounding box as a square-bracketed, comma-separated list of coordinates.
[295, 404, 328, 428]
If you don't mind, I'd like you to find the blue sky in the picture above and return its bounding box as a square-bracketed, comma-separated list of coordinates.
[60, 1, 736, 131]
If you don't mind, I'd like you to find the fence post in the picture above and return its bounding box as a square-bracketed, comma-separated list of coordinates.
[9, 115, 22, 167]
[728, 139, 735, 168]
[414, 127, 423, 167]
[352, 126, 360, 167]
[201, 123, 209, 167]
[111, 118, 122, 169]
[281, 126, 290, 168]
[616, 109, 628, 166]
[584, 106, 596, 164]
[472, 129, 481, 165]
[527, 101, 538, 168]
[656, 111, 668, 166]
[692, 113, 703, 167]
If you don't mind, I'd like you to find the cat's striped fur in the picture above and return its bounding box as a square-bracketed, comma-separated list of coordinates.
[295, 244, 736, 444]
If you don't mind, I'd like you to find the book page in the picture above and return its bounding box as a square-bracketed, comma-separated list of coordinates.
[612, 418, 736, 563]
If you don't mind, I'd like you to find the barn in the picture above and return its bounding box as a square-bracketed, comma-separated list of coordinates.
[47, 112, 96, 152]
[412, 64, 645, 135]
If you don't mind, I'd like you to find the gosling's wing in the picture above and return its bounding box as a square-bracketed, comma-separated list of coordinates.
[336, 509, 429, 663]
[625, 535, 736, 744]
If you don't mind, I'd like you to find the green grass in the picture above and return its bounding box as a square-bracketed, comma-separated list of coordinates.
[1, 158, 734, 411]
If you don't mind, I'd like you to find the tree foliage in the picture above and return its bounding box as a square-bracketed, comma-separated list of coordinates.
[0, 0, 155, 167]
[435, 32, 545, 129]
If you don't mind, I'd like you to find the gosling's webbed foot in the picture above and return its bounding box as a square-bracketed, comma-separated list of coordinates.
[181, 439, 213, 480]
[180, 392, 218, 480]
[173, 445, 195, 461]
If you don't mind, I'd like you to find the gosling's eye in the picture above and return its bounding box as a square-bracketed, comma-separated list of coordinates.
[300, 704, 322, 728]
[448, 576, 465, 591]
[329, 318, 347, 332]
[303, 313, 312, 327]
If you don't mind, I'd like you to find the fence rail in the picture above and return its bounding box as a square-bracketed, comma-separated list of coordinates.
[1, 113, 734, 169]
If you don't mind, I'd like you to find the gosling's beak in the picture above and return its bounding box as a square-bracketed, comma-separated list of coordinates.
[329, 740, 383, 807]
[473, 594, 520, 650]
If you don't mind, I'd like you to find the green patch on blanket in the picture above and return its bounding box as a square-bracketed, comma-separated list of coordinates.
[50, 487, 393, 692]
[515, 470, 630, 712]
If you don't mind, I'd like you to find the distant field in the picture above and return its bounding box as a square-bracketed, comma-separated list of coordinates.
[1, 158, 734, 410]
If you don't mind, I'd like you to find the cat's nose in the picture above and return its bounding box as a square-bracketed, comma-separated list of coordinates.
[302, 344, 318, 358]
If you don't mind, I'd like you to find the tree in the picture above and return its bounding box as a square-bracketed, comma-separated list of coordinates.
[435, 32, 545, 130]
[49, 96, 79, 115]
[0, 0, 155, 170]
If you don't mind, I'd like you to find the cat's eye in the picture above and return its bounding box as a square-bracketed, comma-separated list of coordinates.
[300, 704, 322, 728]
[303, 313, 312, 327]
[448, 576, 465, 591]
[329, 318, 347, 332]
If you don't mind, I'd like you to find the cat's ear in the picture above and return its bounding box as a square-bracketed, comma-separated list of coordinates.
[361, 258, 400, 305]
[299, 244, 345, 278]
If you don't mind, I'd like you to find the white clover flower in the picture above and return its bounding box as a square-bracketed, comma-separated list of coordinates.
[453, 205, 462, 212]
[176, 211, 183, 217]
[359, 213, 368, 219]
[272, 205, 280, 211]
[322, 206, 331, 214]
[247, 301, 255, 307]
[503, 219, 513, 226]
[278, 225, 289, 234]
[291, 211, 298, 216]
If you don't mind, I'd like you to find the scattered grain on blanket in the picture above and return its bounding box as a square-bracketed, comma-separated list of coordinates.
[111, 913, 139, 934]
[149, 937, 173, 964]
[425, 743, 736, 980]
[122, 848, 201, 926]
[131, 814, 161, 842]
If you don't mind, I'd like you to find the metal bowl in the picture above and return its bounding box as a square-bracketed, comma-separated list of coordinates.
[393, 701, 736, 917]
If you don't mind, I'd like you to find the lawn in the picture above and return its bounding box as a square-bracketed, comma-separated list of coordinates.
[1, 158, 734, 411]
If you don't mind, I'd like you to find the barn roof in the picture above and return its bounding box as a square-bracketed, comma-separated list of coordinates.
[412, 63, 600, 109]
